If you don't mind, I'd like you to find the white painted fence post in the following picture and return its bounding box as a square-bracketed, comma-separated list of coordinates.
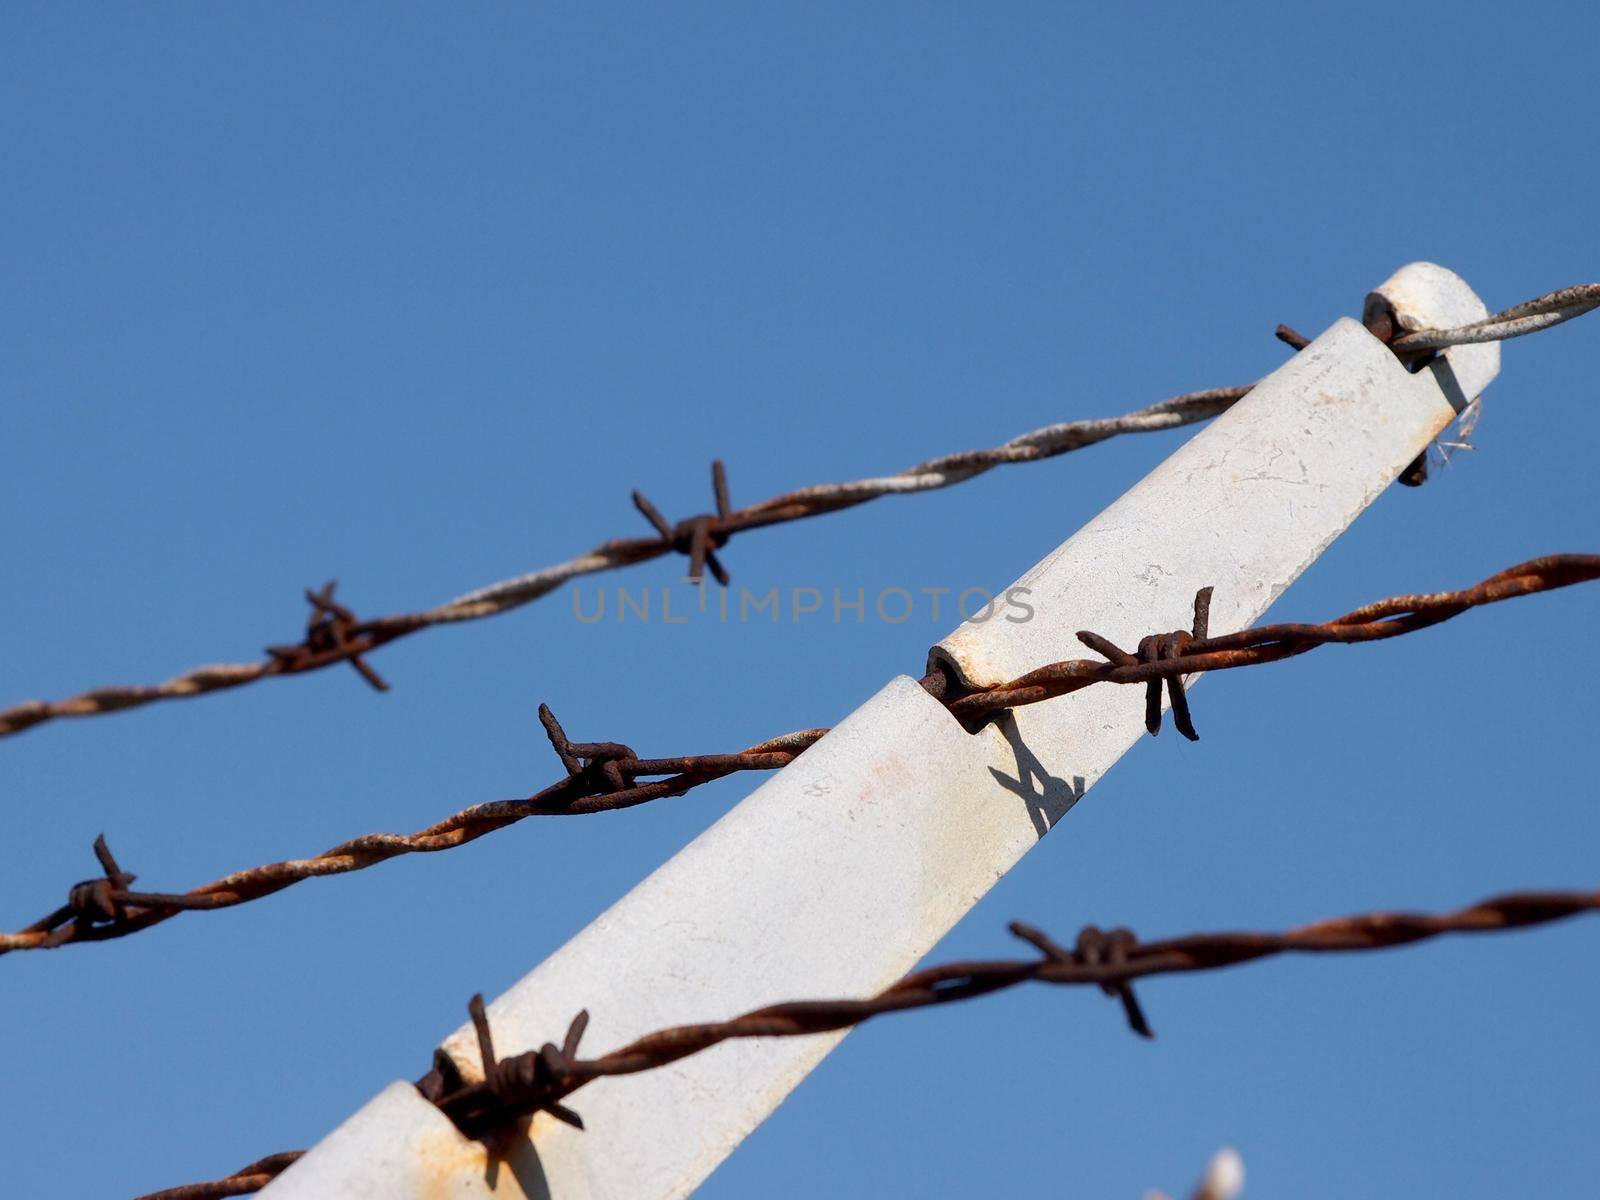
[261, 263, 1499, 1199]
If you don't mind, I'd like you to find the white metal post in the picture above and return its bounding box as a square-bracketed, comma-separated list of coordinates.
[262, 263, 1498, 1199]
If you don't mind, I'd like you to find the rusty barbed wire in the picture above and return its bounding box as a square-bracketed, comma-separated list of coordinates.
[137, 881, 1597, 1198]
[133, 1154, 305, 1200]
[5, 553, 1594, 957]
[412, 882, 1600, 1139]
[0, 714, 829, 954]
[944, 552, 1600, 734]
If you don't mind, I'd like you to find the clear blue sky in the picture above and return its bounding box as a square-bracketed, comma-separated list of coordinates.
[3, 5, 1597, 1197]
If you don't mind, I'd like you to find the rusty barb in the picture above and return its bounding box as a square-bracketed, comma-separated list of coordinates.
[4, 553, 1596, 956]
[404, 882, 1599, 1143]
[632, 460, 735, 585]
[4, 280, 1592, 741]
[423, 996, 594, 1139]
[265, 580, 390, 691]
[1074, 585, 1212, 740]
[538, 703, 639, 795]
[24, 835, 231, 949]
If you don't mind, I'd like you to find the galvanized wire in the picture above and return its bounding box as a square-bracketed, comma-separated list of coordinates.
[6, 553, 1594, 956]
[0, 387, 1250, 740]
[1391, 283, 1600, 352]
[138, 881, 1599, 1196]
[5, 279, 1592, 743]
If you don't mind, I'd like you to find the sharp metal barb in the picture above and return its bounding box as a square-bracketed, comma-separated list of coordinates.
[1274, 323, 1312, 351]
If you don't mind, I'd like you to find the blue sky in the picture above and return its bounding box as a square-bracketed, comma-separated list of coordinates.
[3, 5, 1597, 1197]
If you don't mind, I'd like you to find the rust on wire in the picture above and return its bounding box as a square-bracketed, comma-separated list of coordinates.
[265, 581, 391, 691]
[632, 460, 735, 585]
[136, 882, 1600, 1197]
[3, 553, 1595, 955]
[944, 554, 1600, 730]
[1273, 323, 1312, 352]
[411, 883, 1600, 1142]
[1, 710, 828, 953]
[141, 882, 1600, 1198]
[133, 1152, 305, 1200]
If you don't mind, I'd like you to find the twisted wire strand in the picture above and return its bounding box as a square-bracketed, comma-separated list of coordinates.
[445, 883, 1600, 1112]
[0, 387, 1253, 740]
[5, 279, 1595, 743]
[133, 1153, 305, 1200]
[946, 553, 1600, 721]
[6, 279, 1594, 742]
[6, 553, 1594, 957]
[1391, 283, 1600, 352]
[0, 724, 828, 954]
[140, 882, 1597, 1196]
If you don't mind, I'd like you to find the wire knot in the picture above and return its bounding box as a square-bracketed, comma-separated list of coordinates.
[441, 993, 591, 1136]
[1010, 920, 1154, 1038]
[538, 704, 639, 796]
[266, 581, 389, 691]
[65, 835, 135, 930]
[632, 461, 734, 585]
[1079, 585, 1212, 740]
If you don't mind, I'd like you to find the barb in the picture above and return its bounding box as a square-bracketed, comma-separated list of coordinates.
[0, 385, 1256, 740]
[265, 581, 389, 692]
[4, 554, 1595, 955]
[415, 883, 1599, 1139]
[132, 883, 1600, 1197]
[133, 1152, 304, 1200]
[631, 461, 734, 585]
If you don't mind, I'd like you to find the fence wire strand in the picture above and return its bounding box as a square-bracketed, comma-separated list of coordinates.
[0, 386, 1250, 740]
[1391, 282, 1600, 352]
[4, 279, 1591, 743]
[136, 882, 1599, 1198]
[133, 1154, 304, 1200]
[8, 553, 1594, 957]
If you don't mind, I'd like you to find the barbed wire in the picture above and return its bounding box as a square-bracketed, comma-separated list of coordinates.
[5, 278, 1593, 743]
[939, 553, 1600, 734]
[7, 553, 1593, 957]
[0, 385, 1249, 740]
[136, 882, 1599, 1197]
[133, 1154, 304, 1200]
[421, 885, 1600, 1136]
